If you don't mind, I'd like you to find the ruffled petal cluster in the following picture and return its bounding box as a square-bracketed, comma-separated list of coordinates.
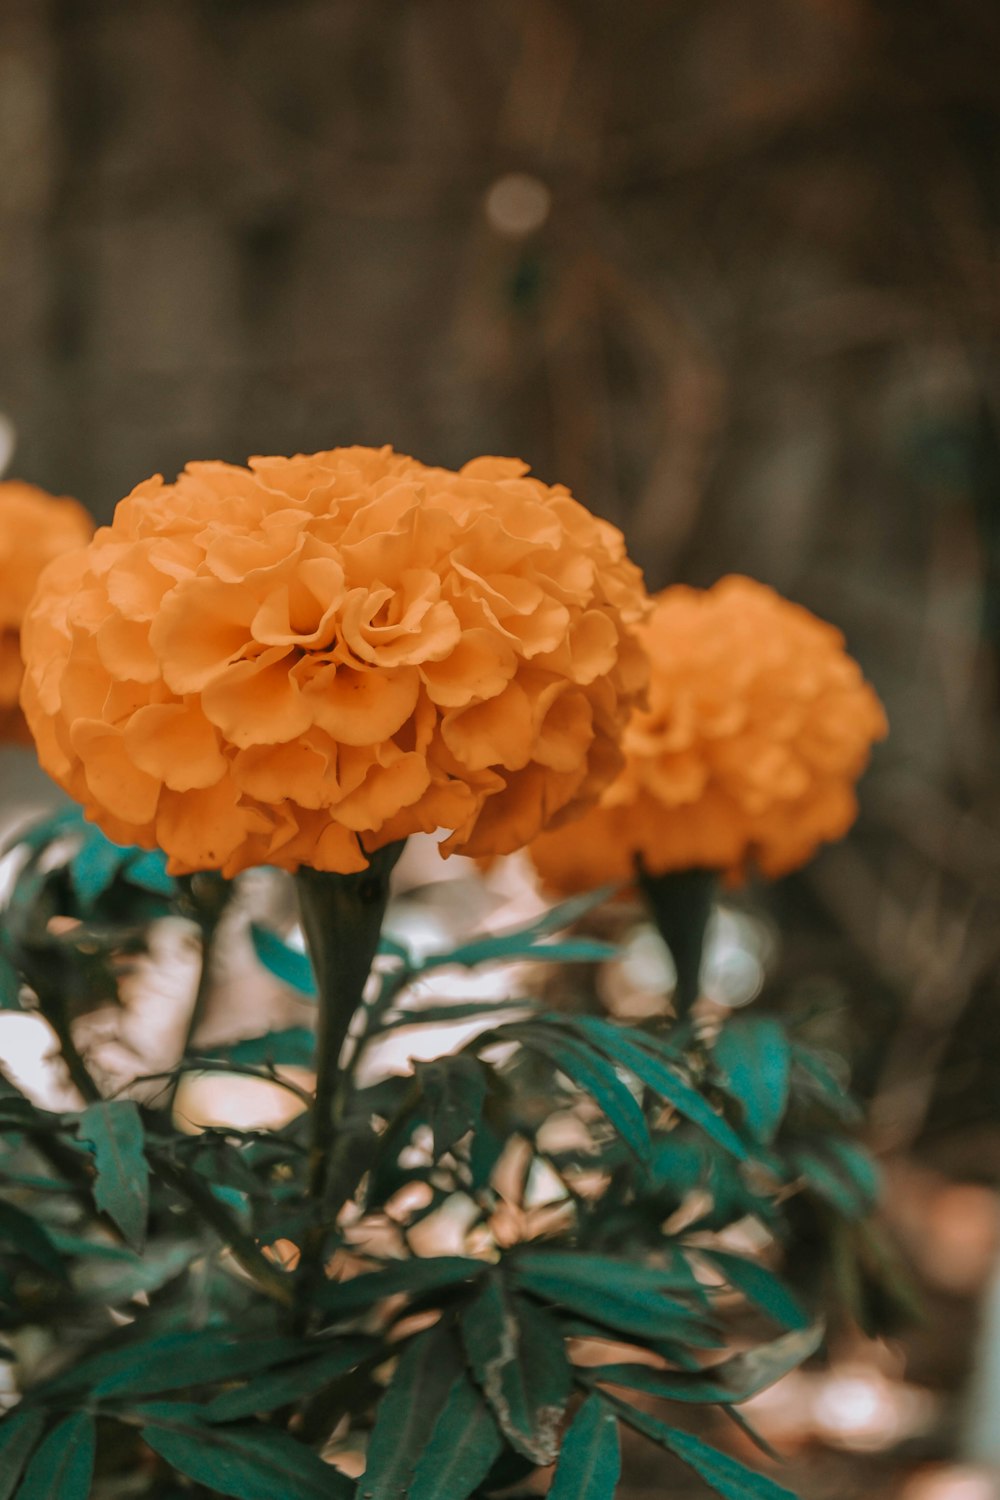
[0, 481, 93, 744]
[21, 448, 649, 876]
[528, 575, 887, 890]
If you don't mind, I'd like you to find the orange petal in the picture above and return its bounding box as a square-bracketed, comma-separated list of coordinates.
[157, 779, 267, 874]
[124, 703, 228, 791]
[201, 647, 313, 748]
[419, 629, 517, 708]
[69, 720, 161, 825]
[441, 680, 533, 771]
[150, 577, 256, 693]
[303, 664, 420, 747]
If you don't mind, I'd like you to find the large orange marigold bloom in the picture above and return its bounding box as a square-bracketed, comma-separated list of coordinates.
[528, 575, 887, 890]
[21, 448, 648, 876]
[0, 481, 93, 744]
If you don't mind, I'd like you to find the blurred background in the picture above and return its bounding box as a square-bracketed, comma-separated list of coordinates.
[1, 1, 1000, 1495]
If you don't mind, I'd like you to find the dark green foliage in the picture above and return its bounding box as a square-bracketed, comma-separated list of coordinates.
[0, 812, 882, 1500]
[549, 1396, 621, 1499]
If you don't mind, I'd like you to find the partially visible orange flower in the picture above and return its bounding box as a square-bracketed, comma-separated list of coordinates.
[528, 576, 887, 890]
[21, 449, 648, 876]
[0, 481, 93, 744]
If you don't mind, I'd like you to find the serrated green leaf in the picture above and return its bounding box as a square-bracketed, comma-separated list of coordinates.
[91, 1332, 307, 1400]
[713, 1019, 790, 1145]
[592, 1322, 823, 1405]
[0, 1200, 67, 1281]
[413, 1056, 489, 1160]
[362, 1322, 464, 1500]
[0, 1408, 45, 1500]
[136, 1404, 352, 1500]
[513, 1026, 651, 1163]
[428, 934, 615, 972]
[417, 886, 619, 978]
[461, 1273, 570, 1463]
[16, 1412, 95, 1500]
[698, 1250, 810, 1331]
[614, 1401, 797, 1500]
[407, 1375, 503, 1500]
[200, 1028, 316, 1069]
[317, 1256, 486, 1320]
[514, 886, 621, 937]
[512, 1250, 716, 1344]
[77, 1100, 149, 1249]
[207, 1337, 378, 1421]
[556, 1018, 747, 1159]
[249, 924, 317, 998]
[549, 1394, 620, 1500]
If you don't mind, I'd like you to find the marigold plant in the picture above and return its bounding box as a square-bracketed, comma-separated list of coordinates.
[528, 575, 888, 894]
[20, 448, 648, 877]
[0, 480, 92, 743]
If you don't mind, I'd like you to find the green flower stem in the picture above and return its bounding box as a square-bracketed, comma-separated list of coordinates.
[164, 873, 231, 1117]
[295, 842, 405, 1215]
[636, 863, 717, 1018]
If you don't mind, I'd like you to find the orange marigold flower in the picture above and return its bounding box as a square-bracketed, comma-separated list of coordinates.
[528, 575, 887, 890]
[21, 448, 649, 876]
[0, 480, 93, 744]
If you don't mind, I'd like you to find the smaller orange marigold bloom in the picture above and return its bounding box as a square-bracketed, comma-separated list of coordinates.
[0, 481, 93, 744]
[527, 576, 888, 891]
[21, 448, 649, 876]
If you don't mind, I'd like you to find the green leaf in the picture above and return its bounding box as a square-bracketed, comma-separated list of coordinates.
[362, 1322, 464, 1500]
[548, 1395, 620, 1500]
[414, 1056, 489, 1159]
[0, 955, 22, 1011]
[543, 1016, 746, 1160]
[0, 1200, 68, 1281]
[512, 1250, 716, 1344]
[136, 1404, 353, 1500]
[790, 1045, 862, 1124]
[614, 1402, 797, 1500]
[70, 826, 127, 910]
[429, 934, 615, 972]
[16, 1412, 95, 1500]
[317, 1256, 485, 1320]
[713, 1019, 791, 1145]
[71, 1238, 197, 1305]
[0, 1408, 45, 1500]
[376, 999, 533, 1033]
[207, 1338, 378, 1421]
[77, 1099, 149, 1249]
[513, 1026, 651, 1163]
[378, 931, 412, 963]
[418, 886, 619, 977]
[514, 886, 621, 937]
[123, 849, 177, 898]
[461, 1273, 570, 1463]
[200, 1028, 316, 1069]
[90, 1332, 307, 1400]
[698, 1250, 810, 1331]
[592, 1322, 823, 1405]
[791, 1139, 880, 1219]
[407, 1375, 503, 1500]
[249, 924, 316, 998]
